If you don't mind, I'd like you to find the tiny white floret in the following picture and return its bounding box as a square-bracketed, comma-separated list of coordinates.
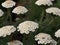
[50, 39, 57, 45]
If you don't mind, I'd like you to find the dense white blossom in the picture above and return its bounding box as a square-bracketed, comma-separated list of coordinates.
[35, 33, 52, 44]
[55, 29, 60, 38]
[7, 40, 23, 45]
[35, 0, 54, 6]
[12, 6, 28, 14]
[46, 7, 60, 16]
[0, 9, 4, 17]
[2, 0, 16, 8]
[17, 21, 39, 34]
[0, 26, 16, 37]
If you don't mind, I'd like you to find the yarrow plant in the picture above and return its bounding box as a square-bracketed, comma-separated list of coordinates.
[35, 33, 54, 44]
[17, 21, 39, 34]
[0, 26, 16, 37]
[12, 6, 28, 15]
[2, 0, 16, 8]
[35, 0, 54, 6]
[46, 7, 60, 16]
[7, 40, 23, 45]
[0, 0, 60, 45]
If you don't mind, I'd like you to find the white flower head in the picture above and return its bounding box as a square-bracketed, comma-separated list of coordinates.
[12, 6, 28, 15]
[35, 33, 52, 44]
[0, 25, 16, 37]
[7, 40, 23, 45]
[2, 0, 16, 8]
[35, 0, 54, 6]
[46, 7, 60, 16]
[55, 29, 60, 38]
[17, 21, 39, 34]
[0, 9, 4, 17]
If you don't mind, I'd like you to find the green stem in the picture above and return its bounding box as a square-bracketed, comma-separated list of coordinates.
[47, 19, 54, 26]
[3, 10, 9, 22]
[2, 9, 11, 25]
[7, 9, 12, 23]
[41, 15, 55, 30]
[23, 34, 26, 45]
[47, 15, 56, 26]
[47, 16, 57, 27]
[39, 9, 45, 25]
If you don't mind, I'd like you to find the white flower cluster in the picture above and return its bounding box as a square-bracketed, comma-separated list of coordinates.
[1, 0, 28, 16]
[17, 21, 39, 34]
[46, 7, 60, 16]
[0, 9, 4, 17]
[0, 26, 16, 37]
[7, 40, 23, 45]
[12, 6, 28, 15]
[35, 0, 54, 6]
[55, 29, 60, 38]
[35, 33, 52, 44]
[35, 33, 55, 44]
[0, 0, 59, 45]
[2, 0, 16, 8]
